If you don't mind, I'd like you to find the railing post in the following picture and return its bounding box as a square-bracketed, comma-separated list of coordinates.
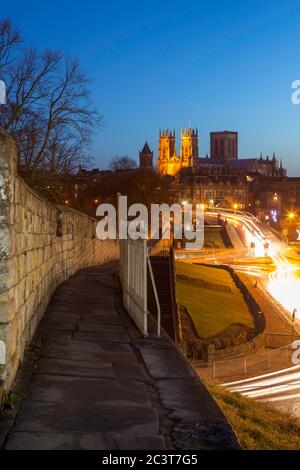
[126, 241, 130, 311]
[147, 252, 161, 337]
[143, 239, 148, 337]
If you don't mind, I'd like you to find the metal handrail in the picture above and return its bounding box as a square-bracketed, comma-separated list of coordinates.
[169, 246, 179, 343]
[147, 251, 161, 337]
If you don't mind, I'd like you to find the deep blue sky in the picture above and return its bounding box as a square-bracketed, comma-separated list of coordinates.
[3, 0, 300, 173]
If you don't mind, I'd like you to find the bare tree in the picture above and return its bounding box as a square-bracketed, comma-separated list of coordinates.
[0, 19, 21, 72]
[109, 155, 137, 171]
[0, 19, 101, 186]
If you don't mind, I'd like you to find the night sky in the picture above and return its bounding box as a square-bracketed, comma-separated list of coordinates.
[3, 0, 300, 173]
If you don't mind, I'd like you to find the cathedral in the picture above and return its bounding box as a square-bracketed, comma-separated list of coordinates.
[156, 128, 240, 176]
[138, 128, 286, 179]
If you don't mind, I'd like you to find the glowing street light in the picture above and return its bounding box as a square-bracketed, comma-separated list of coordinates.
[233, 203, 238, 213]
[287, 211, 296, 221]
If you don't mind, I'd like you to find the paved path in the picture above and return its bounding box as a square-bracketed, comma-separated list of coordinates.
[0, 262, 239, 450]
[1, 263, 167, 450]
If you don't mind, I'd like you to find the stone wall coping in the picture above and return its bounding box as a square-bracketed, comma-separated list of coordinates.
[56, 204, 97, 222]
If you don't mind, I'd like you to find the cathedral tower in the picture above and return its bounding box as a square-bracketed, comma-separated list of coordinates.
[180, 128, 199, 168]
[139, 142, 153, 169]
[210, 131, 238, 162]
[157, 129, 180, 175]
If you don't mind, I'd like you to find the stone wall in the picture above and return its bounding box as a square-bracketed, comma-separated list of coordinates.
[204, 331, 266, 361]
[0, 128, 119, 390]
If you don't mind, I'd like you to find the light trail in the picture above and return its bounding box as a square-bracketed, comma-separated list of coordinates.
[209, 209, 300, 318]
[205, 209, 300, 413]
[224, 365, 300, 409]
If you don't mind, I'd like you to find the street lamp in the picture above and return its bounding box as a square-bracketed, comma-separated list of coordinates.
[233, 203, 238, 214]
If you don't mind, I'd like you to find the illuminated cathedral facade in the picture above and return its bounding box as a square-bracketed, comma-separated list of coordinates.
[157, 128, 198, 175]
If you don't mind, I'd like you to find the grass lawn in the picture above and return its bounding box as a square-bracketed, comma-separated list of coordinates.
[176, 262, 254, 338]
[207, 381, 300, 450]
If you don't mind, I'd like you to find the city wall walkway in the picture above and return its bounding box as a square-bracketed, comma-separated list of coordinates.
[0, 262, 238, 450]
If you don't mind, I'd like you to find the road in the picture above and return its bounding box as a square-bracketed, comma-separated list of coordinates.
[180, 208, 300, 415]
[205, 209, 300, 322]
[225, 363, 300, 417]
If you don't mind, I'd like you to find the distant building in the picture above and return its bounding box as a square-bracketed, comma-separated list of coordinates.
[251, 176, 300, 227]
[230, 153, 285, 179]
[175, 174, 249, 210]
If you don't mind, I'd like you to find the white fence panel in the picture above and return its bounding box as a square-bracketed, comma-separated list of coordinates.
[192, 343, 294, 381]
[119, 238, 148, 336]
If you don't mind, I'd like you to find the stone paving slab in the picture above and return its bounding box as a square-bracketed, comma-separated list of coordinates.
[35, 329, 73, 340]
[6, 431, 112, 450]
[41, 338, 137, 362]
[5, 432, 166, 450]
[45, 312, 82, 323]
[114, 434, 166, 450]
[45, 336, 131, 349]
[77, 324, 127, 334]
[27, 374, 152, 407]
[112, 361, 150, 382]
[138, 344, 195, 379]
[156, 377, 232, 423]
[52, 295, 115, 308]
[49, 307, 118, 317]
[73, 331, 130, 343]
[14, 401, 159, 434]
[81, 314, 123, 325]
[35, 357, 116, 379]
[39, 321, 77, 330]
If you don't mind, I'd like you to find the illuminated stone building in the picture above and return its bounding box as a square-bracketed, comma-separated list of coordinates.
[251, 177, 300, 233]
[157, 128, 198, 175]
[175, 174, 249, 210]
